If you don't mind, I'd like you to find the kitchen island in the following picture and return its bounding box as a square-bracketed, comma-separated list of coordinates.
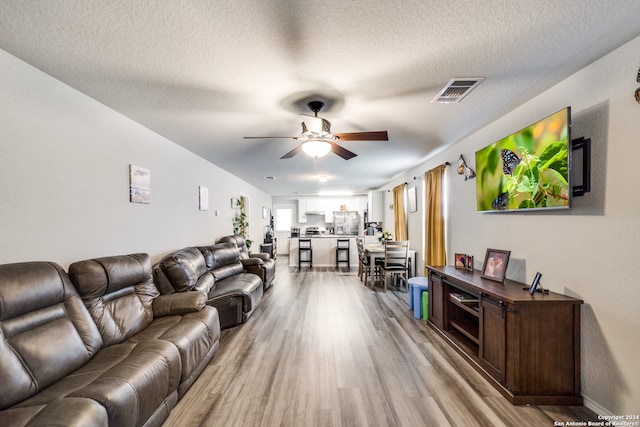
[289, 236, 360, 268]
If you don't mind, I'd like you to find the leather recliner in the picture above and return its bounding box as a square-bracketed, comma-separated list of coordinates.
[217, 235, 275, 290]
[154, 244, 263, 330]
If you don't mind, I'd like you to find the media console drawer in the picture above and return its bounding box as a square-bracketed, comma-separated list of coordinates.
[427, 265, 583, 406]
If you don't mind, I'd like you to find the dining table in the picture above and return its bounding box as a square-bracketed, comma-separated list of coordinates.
[364, 243, 416, 279]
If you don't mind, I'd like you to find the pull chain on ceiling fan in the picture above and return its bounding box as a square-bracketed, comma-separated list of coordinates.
[244, 101, 388, 160]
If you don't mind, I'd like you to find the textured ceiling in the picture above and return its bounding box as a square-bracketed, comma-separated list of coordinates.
[2, 0, 640, 195]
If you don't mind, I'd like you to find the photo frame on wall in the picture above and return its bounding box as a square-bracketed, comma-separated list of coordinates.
[129, 164, 150, 204]
[481, 249, 511, 282]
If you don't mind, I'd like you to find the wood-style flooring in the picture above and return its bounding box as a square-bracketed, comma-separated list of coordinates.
[163, 259, 596, 427]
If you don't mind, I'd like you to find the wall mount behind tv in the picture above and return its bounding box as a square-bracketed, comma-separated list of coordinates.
[571, 137, 591, 197]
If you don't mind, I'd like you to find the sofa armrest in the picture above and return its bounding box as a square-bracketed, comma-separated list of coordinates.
[241, 258, 264, 267]
[250, 253, 271, 261]
[152, 292, 206, 317]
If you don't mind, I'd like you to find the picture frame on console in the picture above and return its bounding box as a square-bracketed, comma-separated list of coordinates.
[481, 249, 510, 282]
[454, 253, 467, 269]
[466, 255, 474, 271]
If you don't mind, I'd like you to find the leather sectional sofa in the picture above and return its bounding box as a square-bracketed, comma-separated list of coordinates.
[0, 253, 220, 427]
[154, 242, 267, 330]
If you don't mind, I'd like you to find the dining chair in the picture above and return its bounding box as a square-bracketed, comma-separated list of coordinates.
[376, 240, 410, 291]
[356, 238, 365, 280]
[358, 238, 377, 287]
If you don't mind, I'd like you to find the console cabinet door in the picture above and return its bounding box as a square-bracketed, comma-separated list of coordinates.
[428, 272, 444, 329]
[479, 297, 506, 383]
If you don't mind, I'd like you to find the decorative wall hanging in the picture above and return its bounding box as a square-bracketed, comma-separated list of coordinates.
[129, 164, 150, 204]
[635, 68, 640, 104]
[456, 155, 476, 180]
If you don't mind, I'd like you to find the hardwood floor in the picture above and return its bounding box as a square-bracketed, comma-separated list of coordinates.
[163, 259, 596, 427]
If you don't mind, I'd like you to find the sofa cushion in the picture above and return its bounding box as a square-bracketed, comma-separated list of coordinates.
[0, 262, 103, 410]
[155, 247, 213, 293]
[1, 397, 109, 427]
[127, 307, 220, 396]
[14, 340, 181, 427]
[209, 273, 263, 313]
[68, 253, 157, 346]
[198, 243, 243, 280]
[217, 235, 250, 259]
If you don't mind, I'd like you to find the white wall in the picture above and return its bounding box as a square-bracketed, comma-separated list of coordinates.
[381, 35, 640, 415]
[0, 49, 271, 269]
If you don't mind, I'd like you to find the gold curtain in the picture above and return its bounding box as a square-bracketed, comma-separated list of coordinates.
[424, 165, 446, 269]
[393, 183, 407, 241]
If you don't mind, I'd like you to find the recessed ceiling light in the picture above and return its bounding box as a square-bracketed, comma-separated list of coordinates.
[318, 175, 328, 183]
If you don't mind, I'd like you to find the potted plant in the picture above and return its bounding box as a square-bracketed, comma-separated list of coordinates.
[377, 230, 393, 243]
[233, 197, 253, 252]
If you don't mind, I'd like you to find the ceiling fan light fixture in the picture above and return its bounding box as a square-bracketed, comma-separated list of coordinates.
[301, 139, 332, 158]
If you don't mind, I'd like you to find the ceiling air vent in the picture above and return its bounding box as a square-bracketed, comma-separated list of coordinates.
[432, 78, 485, 103]
[263, 176, 276, 180]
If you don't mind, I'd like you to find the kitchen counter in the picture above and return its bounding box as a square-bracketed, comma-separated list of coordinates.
[291, 234, 358, 238]
[289, 236, 359, 268]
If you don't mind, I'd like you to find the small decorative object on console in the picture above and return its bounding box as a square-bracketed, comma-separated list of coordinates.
[481, 248, 510, 282]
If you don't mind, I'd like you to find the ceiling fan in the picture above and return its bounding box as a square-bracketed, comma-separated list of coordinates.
[244, 101, 388, 160]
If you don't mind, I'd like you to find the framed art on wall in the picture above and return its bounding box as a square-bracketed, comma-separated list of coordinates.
[129, 164, 150, 204]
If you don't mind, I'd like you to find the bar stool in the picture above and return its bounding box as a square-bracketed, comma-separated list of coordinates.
[335, 239, 350, 270]
[298, 238, 312, 268]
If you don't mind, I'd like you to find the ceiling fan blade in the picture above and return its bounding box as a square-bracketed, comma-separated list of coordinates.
[243, 136, 299, 140]
[280, 145, 302, 159]
[334, 131, 388, 141]
[330, 142, 358, 160]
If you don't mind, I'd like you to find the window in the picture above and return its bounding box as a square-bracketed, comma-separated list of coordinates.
[275, 207, 292, 232]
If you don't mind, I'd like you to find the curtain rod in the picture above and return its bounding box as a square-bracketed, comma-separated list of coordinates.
[413, 162, 449, 181]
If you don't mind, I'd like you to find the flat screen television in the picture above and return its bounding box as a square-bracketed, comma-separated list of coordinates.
[475, 107, 571, 212]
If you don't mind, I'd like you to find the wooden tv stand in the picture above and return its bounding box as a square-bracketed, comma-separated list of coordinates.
[426, 265, 583, 405]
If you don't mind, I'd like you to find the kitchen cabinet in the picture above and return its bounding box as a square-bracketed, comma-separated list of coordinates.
[297, 199, 307, 223]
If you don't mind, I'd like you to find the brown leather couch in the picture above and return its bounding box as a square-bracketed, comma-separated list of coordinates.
[0, 254, 220, 427]
[154, 243, 263, 330]
[217, 235, 275, 290]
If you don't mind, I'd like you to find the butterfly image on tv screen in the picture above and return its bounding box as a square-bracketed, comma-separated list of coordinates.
[457, 155, 476, 180]
[501, 149, 521, 175]
[492, 191, 509, 210]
